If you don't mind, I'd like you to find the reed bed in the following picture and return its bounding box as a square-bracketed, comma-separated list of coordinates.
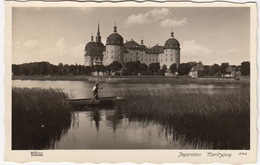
[119, 86, 250, 149]
[12, 87, 74, 150]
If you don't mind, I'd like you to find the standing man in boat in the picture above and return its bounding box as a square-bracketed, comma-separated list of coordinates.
[93, 81, 99, 100]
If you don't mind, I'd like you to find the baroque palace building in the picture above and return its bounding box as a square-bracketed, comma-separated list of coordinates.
[84, 23, 181, 69]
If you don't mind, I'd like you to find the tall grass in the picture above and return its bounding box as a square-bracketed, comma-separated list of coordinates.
[12, 87, 74, 150]
[118, 87, 250, 149]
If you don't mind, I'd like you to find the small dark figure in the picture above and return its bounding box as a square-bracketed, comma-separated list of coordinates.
[92, 82, 99, 100]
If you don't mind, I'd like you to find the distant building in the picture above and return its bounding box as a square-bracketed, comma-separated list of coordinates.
[224, 66, 236, 77]
[84, 23, 181, 68]
[189, 63, 204, 78]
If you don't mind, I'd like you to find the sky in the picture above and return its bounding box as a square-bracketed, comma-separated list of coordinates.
[12, 7, 250, 65]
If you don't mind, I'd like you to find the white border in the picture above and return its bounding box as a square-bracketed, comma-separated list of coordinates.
[2, 1, 258, 164]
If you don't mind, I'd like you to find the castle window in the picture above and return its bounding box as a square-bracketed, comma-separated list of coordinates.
[166, 58, 167, 61]
[166, 54, 167, 57]
[111, 50, 113, 53]
[171, 58, 172, 61]
[126, 58, 127, 61]
[111, 55, 113, 59]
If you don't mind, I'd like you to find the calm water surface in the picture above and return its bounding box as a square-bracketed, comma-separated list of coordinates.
[12, 80, 244, 149]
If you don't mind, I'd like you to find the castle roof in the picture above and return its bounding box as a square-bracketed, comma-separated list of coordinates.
[106, 25, 124, 45]
[146, 44, 164, 54]
[164, 32, 180, 49]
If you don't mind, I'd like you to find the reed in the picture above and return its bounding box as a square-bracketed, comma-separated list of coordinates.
[118, 86, 250, 149]
[12, 87, 74, 150]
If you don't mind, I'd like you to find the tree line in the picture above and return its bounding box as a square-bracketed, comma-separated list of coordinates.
[12, 61, 250, 77]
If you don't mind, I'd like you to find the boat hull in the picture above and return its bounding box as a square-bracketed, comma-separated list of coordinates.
[66, 96, 124, 109]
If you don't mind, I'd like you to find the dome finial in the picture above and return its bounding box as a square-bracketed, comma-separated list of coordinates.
[141, 36, 144, 45]
[113, 22, 117, 32]
[171, 28, 174, 38]
[91, 32, 94, 41]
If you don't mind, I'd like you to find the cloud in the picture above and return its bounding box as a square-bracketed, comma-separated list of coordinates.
[181, 40, 211, 62]
[160, 18, 188, 28]
[226, 48, 242, 53]
[23, 40, 41, 49]
[13, 38, 85, 65]
[125, 8, 171, 27]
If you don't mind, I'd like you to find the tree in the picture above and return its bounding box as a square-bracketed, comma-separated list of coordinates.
[109, 61, 122, 75]
[125, 61, 135, 75]
[139, 63, 148, 72]
[12, 64, 20, 75]
[58, 63, 64, 75]
[38, 62, 48, 75]
[84, 66, 92, 75]
[169, 63, 177, 74]
[240, 61, 250, 76]
[177, 63, 192, 76]
[160, 64, 167, 76]
[148, 63, 160, 75]
[187, 61, 197, 67]
[208, 64, 220, 77]
[203, 65, 209, 76]
[220, 62, 229, 76]
[92, 65, 102, 76]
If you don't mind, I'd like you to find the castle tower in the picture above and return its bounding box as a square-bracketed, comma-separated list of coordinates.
[96, 22, 102, 43]
[159, 31, 181, 68]
[103, 23, 124, 66]
[84, 34, 95, 66]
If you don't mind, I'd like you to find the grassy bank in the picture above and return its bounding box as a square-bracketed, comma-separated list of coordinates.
[12, 87, 74, 149]
[12, 75, 250, 84]
[118, 87, 250, 149]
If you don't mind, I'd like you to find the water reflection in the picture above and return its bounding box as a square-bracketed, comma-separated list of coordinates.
[106, 110, 124, 132]
[12, 80, 243, 99]
[12, 80, 249, 149]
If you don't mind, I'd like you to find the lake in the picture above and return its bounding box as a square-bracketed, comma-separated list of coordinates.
[12, 80, 248, 149]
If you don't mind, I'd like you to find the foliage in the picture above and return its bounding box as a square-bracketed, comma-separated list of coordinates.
[169, 63, 177, 74]
[12, 62, 92, 76]
[119, 87, 250, 149]
[240, 61, 250, 76]
[148, 63, 160, 74]
[208, 64, 220, 77]
[220, 62, 229, 75]
[109, 61, 122, 73]
[12, 87, 74, 149]
[177, 63, 192, 76]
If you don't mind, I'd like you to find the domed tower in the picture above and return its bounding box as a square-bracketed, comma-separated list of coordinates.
[103, 24, 124, 66]
[84, 34, 95, 66]
[159, 31, 181, 68]
[84, 24, 105, 66]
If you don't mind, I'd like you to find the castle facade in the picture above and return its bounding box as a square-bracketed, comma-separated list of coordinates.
[84, 24, 181, 69]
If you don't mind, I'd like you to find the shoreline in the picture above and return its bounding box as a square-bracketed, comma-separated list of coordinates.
[12, 75, 250, 84]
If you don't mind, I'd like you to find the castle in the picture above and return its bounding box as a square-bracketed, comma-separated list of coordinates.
[84, 23, 181, 69]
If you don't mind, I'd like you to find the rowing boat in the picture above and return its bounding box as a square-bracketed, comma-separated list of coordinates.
[66, 96, 125, 108]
